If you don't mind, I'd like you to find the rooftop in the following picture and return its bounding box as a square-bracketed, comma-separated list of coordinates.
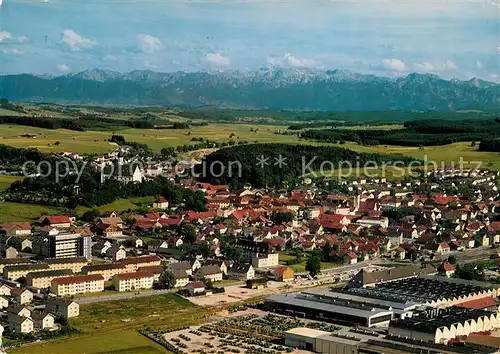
[53, 274, 104, 285]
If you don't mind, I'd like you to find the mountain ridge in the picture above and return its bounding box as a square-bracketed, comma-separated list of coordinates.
[0, 68, 498, 111]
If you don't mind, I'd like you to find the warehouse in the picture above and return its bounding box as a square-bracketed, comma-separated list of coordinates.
[264, 292, 394, 327]
[389, 307, 500, 344]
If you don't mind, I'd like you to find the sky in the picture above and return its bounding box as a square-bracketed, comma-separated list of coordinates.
[0, 0, 499, 81]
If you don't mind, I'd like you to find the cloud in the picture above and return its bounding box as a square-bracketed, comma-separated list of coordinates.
[414, 62, 435, 73]
[136, 34, 163, 54]
[61, 29, 97, 51]
[267, 53, 315, 68]
[476, 61, 484, 69]
[17, 36, 29, 43]
[381, 58, 406, 72]
[0, 31, 12, 41]
[444, 60, 458, 70]
[57, 64, 70, 72]
[203, 53, 231, 68]
[1, 48, 25, 55]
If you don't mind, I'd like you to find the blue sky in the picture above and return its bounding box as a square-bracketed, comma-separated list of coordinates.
[0, 0, 499, 81]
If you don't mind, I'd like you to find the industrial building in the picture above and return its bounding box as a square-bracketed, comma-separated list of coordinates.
[264, 292, 394, 327]
[389, 307, 500, 344]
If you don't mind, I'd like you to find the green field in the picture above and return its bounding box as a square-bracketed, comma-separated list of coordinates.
[0, 175, 22, 190]
[8, 330, 170, 354]
[0, 196, 156, 223]
[333, 141, 500, 170]
[9, 293, 209, 354]
[0, 123, 302, 154]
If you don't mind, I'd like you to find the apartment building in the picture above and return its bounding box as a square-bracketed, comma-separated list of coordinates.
[46, 297, 79, 319]
[0, 258, 32, 274]
[82, 263, 128, 280]
[51, 274, 105, 296]
[26, 269, 74, 289]
[45, 257, 89, 273]
[112, 271, 155, 292]
[137, 265, 163, 282]
[3, 263, 50, 281]
[34, 229, 91, 260]
[118, 255, 161, 271]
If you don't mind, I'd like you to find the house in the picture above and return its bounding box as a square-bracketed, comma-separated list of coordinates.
[5, 247, 18, 259]
[228, 263, 255, 280]
[51, 274, 105, 296]
[112, 271, 155, 292]
[394, 247, 406, 260]
[343, 251, 358, 265]
[0, 284, 11, 296]
[170, 261, 193, 276]
[94, 217, 124, 238]
[272, 266, 295, 282]
[247, 278, 268, 289]
[0, 296, 9, 309]
[11, 288, 33, 305]
[438, 262, 456, 277]
[101, 164, 143, 184]
[45, 298, 79, 319]
[186, 281, 205, 296]
[0, 222, 31, 237]
[153, 196, 169, 210]
[194, 265, 223, 282]
[106, 245, 126, 261]
[10, 314, 34, 334]
[203, 260, 228, 276]
[39, 216, 72, 228]
[6, 305, 31, 319]
[172, 269, 189, 288]
[148, 240, 169, 252]
[32, 312, 55, 330]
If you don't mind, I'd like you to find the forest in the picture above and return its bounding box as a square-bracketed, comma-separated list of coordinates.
[301, 119, 500, 147]
[195, 143, 418, 188]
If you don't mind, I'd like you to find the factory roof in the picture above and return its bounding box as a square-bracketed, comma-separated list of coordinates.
[266, 293, 393, 319]
[285, 327, 329, 338]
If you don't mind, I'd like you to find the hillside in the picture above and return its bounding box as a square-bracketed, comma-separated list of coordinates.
[0, 69, 498, 111]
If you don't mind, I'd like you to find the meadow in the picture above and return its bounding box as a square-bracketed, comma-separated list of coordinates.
[0, 123, 300, 154]
[0, 175, 22, 190]
[9, 293, 210, 354]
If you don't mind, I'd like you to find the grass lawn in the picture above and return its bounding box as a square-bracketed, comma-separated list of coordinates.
[0, 175, 22, 190]
[73, 289, 119, 300]
[74, 196, 156, 215]
[0, 202, 63, 222]
[70, 293, 207, 333]
[9, 293, 209, 354]
[8, 330, 170, 354]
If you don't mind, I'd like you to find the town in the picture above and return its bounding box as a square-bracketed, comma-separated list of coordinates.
[1, 157, 500, 353]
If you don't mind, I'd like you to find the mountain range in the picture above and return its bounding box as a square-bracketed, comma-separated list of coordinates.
[0, 68, 498, 111]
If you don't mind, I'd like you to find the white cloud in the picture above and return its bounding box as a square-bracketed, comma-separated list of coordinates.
[267, 53, 315, 68]
[136, 34, 163, 54]
[444, 60, 458, 70]
[61, 29, 97, 51]
[0, 31, 12, 41]
[57, 64, 70, 72]
[1, 48, 25, 55]
[476, 61, 484, 69]
[414, 62, 435, 73]
[17, 36, 29, 43]
[381, 58, 406, 72]
[203, 53, 231, 68]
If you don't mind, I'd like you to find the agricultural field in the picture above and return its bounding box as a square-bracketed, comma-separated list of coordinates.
[0, 123, 301, 154]
[334, 141, 500, 171]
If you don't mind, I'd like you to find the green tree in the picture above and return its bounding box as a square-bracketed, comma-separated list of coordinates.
[178, 222, 197, 244]
[81, 208, 101, 222]
[306, 255, 321, 276]
[159, 271, 176, 289]
[271, 211, 294, 224]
